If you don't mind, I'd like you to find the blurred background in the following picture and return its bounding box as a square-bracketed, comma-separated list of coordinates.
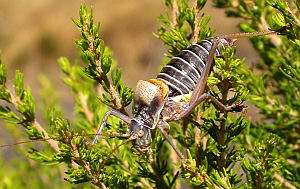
[0, 0, 259, 187]
[0, 0, 257, 112]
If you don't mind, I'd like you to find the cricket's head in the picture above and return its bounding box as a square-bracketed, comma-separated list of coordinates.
[129, 79, 169, 154]
[128, 120, 152, 154]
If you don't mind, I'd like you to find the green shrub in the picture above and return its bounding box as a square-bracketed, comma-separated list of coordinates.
[0, 0, 299, 188]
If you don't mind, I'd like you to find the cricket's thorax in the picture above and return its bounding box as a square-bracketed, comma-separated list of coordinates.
[160, 95, 190, 121]
[132, 105, 158, 129]
[133, 79, 168, 129]
[133, 79, 192, 125]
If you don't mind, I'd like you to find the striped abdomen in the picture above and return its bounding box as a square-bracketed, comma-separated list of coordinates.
[157, 38, 234, 97]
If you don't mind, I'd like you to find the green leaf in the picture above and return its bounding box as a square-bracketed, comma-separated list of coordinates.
[58, 57, 71, 75]
[0, 63, 7, 85]
[0, 86, 11, 102]
[272, 13, 286, 27]
[14, 70, 24, 99]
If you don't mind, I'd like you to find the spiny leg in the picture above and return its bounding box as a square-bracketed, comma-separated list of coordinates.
[157, 122, 193, 170]
[184, 36, 245, 120]
[178, 93, 244, 120]
[189, 38, 220, 105]
[157, 122, 184, 159]
[92, 109, 132, 145]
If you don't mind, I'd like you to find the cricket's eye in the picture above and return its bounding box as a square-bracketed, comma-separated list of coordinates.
[138, 130, 145, 137]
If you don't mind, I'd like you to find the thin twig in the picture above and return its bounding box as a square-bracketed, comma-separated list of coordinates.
[31, 121, 61, 153]
[246, 130, 298, 188]
[149, 153, 171, 189]
[182, 161, 215, 187]
[78, 91, 94, 123]
[195, 127, 203, 167]
[84, 21, 125, 115]
[171, 0, 178, 28]
[5, 88, 80, 170]
[256, 146, 271, 189]
[140, 178, 153, 189]
[70, 140, 105, 188]
[7, 88, 61, 153]
[274, 172, 297, 189]
[192, 0, 200, 44]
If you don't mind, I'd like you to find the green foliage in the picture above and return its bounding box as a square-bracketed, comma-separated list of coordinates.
[156, 0, 214, 56]
[71, 5, 134, 111]
[242, 134, 283, 188]
[0, 1, 299, 188]
[213, 0, 300, 188]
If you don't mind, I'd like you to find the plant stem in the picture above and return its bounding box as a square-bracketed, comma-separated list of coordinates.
[171, 0, 178, 28]
[256, 147, 271, 189]
[78, 91, 94, 123]
[192, 0, 200, 44]
[149, 154, 171, 189]
[8, 88, 61, 153]
[218, 98, 228, 172]
[218, 62, 231, 172]
[67, 137, 106, 188]
[84, 19, 125, 115]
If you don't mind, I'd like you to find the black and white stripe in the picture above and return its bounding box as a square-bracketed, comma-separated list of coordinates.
[157, 38, 232, 97]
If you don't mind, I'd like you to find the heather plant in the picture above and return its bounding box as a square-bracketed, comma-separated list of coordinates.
[0, 0, 299, 188]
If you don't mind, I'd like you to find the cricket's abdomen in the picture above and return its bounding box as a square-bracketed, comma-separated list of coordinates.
[157, 38, 233, 97]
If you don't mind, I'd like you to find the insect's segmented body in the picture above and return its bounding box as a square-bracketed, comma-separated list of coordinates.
[157, 38, 235, 121]
[93, 36, 244, 157]
[0, 20, 283, 172]
[158, 38, 234, 97]
[122, 38, 234, 152]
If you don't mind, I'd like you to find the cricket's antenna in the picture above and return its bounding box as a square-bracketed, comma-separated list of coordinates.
[0, 138, 56, 148]
[218, 24, 292, 39]
[219, 30, 278, 39]
[0, 133, 131, 148]
[97, 135, 136, 175]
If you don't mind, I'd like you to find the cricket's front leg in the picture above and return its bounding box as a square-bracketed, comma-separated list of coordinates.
[92, 109, 132, 145]
[157, 120, 184, 159]
[157, 120, 196, 173]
